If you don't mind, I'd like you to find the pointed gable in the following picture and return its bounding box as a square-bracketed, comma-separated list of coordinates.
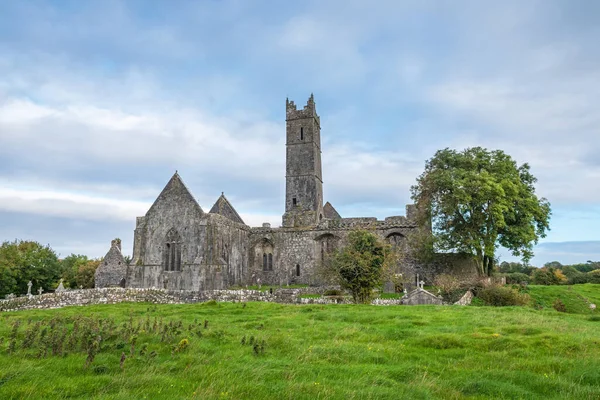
[146, 171, 204, 217]
[323, 201, 341, 220]
[209, 193, 245, 225]
[95, 239, 127, 288]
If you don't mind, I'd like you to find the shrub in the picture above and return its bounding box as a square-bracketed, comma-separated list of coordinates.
[477, 286, 530, 307]
[434, 275, 489, 302]
[326, 230, 394, 304]
[553, 298, 567, 313]
[323, 289, 342, 296]
[531, 268, 562, 285]
[434, 274, 461, 294]
[505, 273, 530, 285]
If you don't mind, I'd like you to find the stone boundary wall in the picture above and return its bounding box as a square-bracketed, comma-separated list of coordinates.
[0, 287, 469, 312]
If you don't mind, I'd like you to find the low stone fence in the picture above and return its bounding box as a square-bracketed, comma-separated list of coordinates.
[0, 287, 470, 312]
[299, 297, 403, 305]
[0, 288, 279, 313]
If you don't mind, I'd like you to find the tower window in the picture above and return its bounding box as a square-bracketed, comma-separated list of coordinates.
[292, 197, 297, 206]
[296, 264, 300, 277]
[300, 127, 304, 140]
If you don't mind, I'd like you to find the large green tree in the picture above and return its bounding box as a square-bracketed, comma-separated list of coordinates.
[411, 147, 551, 276]
[0, 240, 62, 297]
[61, 254, 90, 288]
[327, 230, 395, 304]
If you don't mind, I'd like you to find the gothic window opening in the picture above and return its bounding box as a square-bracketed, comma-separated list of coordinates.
[300, 127, 304, 140]
[164, 229, 182, 272]
[296, 264, 300, 276]
[257, 239, 274, 272]
[386, 233, 405, 249]
[315, 233, 338, 264]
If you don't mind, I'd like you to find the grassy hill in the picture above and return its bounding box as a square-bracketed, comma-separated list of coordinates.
[1, 293, 600, 399]
[526, 283, 600, 314]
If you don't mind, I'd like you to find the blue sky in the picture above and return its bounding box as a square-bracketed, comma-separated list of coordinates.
[0, 0, 599, 265]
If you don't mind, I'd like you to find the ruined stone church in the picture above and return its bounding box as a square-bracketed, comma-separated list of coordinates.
[95, 95, 428, 291]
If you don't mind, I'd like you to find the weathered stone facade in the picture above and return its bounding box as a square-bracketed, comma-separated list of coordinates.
[96, 95, 476, 291]
[94, 239, 127, 288]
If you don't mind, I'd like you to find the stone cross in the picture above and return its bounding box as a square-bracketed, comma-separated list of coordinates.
[27, 281, 33, 296]
[56, 279, 65, 293]
[38, 287, 44, 295]
[419, 280, 425, 289]
[257, 278, 261, 290]
[403, 288, 407, 295]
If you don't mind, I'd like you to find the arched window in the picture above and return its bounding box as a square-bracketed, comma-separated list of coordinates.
[296, 264, 300, 276]
[164, 229, 182, 271]
[257, 239, 274, 272]
[386, 233, 405, 248]
[315, 233, 338, 264]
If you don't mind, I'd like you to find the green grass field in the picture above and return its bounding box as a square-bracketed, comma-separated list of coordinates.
[0, 285, 599, 399]
[526, 284, 600, 314]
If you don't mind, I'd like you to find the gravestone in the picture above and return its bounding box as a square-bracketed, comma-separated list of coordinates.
[27, 281, 33, 297]
[56, 279, 65, 293]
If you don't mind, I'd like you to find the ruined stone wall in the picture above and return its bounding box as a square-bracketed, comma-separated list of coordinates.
[127, 174, 250, 291]
[129, 215, 250, 291]
[0, 288, 406, 313]
[94, 239, 127, 288]
[249, 215, 420, 286]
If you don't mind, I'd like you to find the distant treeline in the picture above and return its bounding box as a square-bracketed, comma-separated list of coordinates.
[498, 261, 600, 285]
[0, 240, 116, 298]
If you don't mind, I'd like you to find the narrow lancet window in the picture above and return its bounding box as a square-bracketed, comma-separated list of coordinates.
[164, 229, 182, 272]
[263, 253, 268, 270]
[296, 264, 300, 276]
[268, 253, 273, 271]
[300, 127, 304, 140]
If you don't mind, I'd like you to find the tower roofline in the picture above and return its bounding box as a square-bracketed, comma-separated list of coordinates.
[286, 95, 320, 123]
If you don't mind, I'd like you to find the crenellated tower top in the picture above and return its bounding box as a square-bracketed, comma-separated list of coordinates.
[286, 94, 320, 125]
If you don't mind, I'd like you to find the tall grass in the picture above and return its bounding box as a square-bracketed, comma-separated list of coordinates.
[0, 300, 599, 399]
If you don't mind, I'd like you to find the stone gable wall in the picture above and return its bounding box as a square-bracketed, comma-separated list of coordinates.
[94, 240, 127, 288]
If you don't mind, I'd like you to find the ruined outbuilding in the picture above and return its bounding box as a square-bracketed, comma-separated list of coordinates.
[95, 239, 127, 288]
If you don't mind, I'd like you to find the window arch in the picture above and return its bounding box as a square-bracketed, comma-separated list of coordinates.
[164, 228, 182, 272]
[256, 239, 274, 272]
[315, 233, 339, 264]
[386, 232, 405, 248]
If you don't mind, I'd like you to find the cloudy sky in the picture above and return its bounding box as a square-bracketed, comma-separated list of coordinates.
[1, 0, 599, 265]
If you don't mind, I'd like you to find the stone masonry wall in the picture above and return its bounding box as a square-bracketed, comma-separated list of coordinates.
[94, 239, 127, 288]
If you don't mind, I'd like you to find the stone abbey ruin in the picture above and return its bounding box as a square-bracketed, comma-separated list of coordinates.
[95, 95, 476, 292]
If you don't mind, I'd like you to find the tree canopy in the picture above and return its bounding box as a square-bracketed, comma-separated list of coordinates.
[325, 230, 395, 304]
[0, 240, 62, 297]
[411, 147, 551, 276]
